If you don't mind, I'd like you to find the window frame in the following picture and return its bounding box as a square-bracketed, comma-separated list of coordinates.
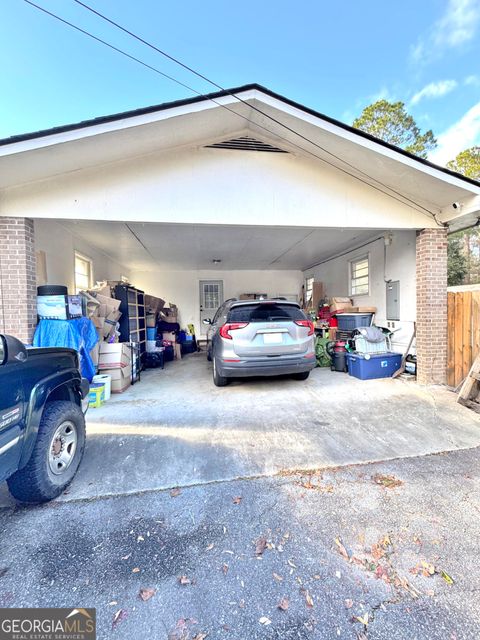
[349, 254, 370, 297]
[305, 276, 314, 305]
[74, 251, 93, 293]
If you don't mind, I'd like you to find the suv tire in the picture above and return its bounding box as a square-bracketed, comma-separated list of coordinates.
[213, 357, 228, 387]
[293, 371, 310, 381]
[7, 401, 86, 503]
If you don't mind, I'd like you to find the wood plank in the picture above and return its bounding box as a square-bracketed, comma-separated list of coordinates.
[454, 293, 464, 388]
[447, 292, 456, 386]
[458, 352, 480, 401]
[463, 291, 472, 382]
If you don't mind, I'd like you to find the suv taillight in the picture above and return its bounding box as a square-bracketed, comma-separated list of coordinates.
[295, 319, 315, 336]
[219, 322, 249, 339]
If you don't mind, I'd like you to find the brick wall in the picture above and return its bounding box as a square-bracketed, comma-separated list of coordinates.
[416, 227, 448, 385]
[0, 217, 37, 343]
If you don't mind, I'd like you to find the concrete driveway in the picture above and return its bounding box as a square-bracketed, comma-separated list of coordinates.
[1, 352, 479, 506]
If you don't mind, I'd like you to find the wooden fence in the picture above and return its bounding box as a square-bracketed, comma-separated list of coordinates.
[447, 291, 480, 387]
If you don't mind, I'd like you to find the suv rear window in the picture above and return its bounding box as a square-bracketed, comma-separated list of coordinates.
[228, 303, 306, 323]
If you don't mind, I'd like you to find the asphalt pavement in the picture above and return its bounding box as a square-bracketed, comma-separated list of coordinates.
[1, 445, 479, 639]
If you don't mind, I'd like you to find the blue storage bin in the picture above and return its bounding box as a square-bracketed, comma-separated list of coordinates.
[147, 327, 157, 340]
[346, 352, 402, 380]
[337, 314, 373, 331]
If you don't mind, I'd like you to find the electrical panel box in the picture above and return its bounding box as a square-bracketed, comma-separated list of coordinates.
[386, 281, 400, 321]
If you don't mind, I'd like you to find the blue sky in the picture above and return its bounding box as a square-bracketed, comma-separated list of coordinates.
[1, 0, 479, 165]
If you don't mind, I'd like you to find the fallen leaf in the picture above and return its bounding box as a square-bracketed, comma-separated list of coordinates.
[273, 572, 283, 582]
[222, 563, 229, 575]
[112, 609, 127, 629]
[178, 575, 191, 585]
[132, 567, 140, 573]
[170, 488, 182, 497]
[108, 601, 118, 606]
[371, 544, 386, 561]
[335, 537, 349, 561]
[232, 496, 242, 504]
[302, 589, 314, 608]
[121, 554, 131, 560]
[372, 474, 403, 489]
[259, 616, 271, 625]
[354, 613, 369, 626]
[139, 587, 156, 601]
[278, 597, 289, 611]
[287, 559, 297, 568]
[313, 574, 321, 580]
[137, 535, 144, 542]
[345, 599, 353, 609]
[255, 537, 267, 556]
[421, 561, 436, 576]
[205, 543, 214, 551]
[440, 570, 454, 585]
[239, 599, 245, 608]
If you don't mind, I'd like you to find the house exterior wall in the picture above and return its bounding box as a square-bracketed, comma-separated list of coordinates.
[0, 147, 437, 230]
[34, 219, 131, 291]
[131, 269, 304, 331]
[0, 217, 37, 343]
[303, 231, 417, 353]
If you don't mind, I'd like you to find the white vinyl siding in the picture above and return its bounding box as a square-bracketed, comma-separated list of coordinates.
[350, 256, 369, 296]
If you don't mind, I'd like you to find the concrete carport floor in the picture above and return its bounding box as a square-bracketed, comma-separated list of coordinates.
[4, 351, 478, 506]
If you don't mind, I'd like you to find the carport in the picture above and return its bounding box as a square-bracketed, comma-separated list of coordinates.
[1, 83, 480, 387]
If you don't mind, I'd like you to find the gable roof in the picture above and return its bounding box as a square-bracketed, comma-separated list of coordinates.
[1, 83, 479, 189]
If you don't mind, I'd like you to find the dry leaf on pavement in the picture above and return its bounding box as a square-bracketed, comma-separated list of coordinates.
[345, 599, 353, 609]
[372, 474, 403, 489]
[301, 588, 314, 608]
[112, 609, 127, 629]
[278, 597, 289, 611]
[255, 537, 267, 556]
[132, 567, 140, 573]
[335, 537, 349, 561]
[259, 617, 271, 625]
[273, 572, 283, 582]
[170, 488, 182, 497]
[178, 575, 191, 585]
[222, 563, 229, 575]
[232, 496, 242, 504]
[139, 587, 156, 601]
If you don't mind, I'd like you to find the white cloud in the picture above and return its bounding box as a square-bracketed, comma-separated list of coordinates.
[465, 74, 480, 86]
[410, 79, 457, 105]
[429, 101, 480, 165]
[411, 0, 480, 63]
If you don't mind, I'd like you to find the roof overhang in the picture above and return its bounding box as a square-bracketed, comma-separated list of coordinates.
[1, 84, 479, 229]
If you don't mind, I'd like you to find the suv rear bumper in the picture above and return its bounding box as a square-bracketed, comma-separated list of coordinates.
[217, 355, 316, 378]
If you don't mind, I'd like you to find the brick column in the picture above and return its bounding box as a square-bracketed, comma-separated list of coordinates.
[0, 217, 37, 343]
[416, 227, 448, 385]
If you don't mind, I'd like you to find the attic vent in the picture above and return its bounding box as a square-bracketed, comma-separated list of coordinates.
[205, 136, 288, 153]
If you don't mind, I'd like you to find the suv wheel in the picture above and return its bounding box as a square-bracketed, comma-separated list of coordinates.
[213, 357, 228, 387]
[293, 371, 310, 381]
[7, 401, 86, 503]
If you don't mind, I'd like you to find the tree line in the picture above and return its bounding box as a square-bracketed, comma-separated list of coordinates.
[352, 100, 479, 286]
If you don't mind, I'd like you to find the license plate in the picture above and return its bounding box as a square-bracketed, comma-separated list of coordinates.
[263, 333, 282, 344]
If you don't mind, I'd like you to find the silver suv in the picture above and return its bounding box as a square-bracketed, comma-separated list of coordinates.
[204, 299, 316, 386]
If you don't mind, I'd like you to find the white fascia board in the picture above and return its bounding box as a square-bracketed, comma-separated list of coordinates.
[438, 195, 480, 224]
[250, 90, 480, 196]
[0, 92, 256, 158]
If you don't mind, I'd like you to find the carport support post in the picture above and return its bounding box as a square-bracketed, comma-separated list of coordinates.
[415, 227, 448, 385]
[0, 217, 37, 343]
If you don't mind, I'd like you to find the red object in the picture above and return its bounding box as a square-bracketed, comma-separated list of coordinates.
[219, 322, 249, 339]
[294, 319, 315, 336]
[329, 316, 338, 328]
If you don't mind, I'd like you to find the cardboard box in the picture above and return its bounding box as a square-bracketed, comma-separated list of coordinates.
[80, 292, 100, 318]
[174, 343, 182, 360]
[101, 367, 131, 393]
[239, 293, 267, 300]
[99, 342, 131, 370]
[331, 305, 359, 314]
[103, 310, 121, 338]
[162, 331, 176, 343]
[94, 293, 121, 315]
[357, 306, 377, 313]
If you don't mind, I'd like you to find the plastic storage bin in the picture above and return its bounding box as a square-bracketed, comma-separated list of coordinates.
[88, 382, 105, 408]
[147, 327, 157, 340]
[336, 314, 373, 331]
[346, 352, 402, 380]
[92, 374, 111, 401]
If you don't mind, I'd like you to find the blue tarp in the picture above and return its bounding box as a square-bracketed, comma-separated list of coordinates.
[33, 317, 99, 381]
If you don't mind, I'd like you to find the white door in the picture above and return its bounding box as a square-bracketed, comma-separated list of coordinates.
[199, 280, 224, 333]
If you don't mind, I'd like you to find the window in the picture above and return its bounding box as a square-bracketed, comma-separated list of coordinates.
[74, 252, 93, 293]
[350, 256, 369, 296]
[305, 276, 314, 305]
[228, 303, 305, 323]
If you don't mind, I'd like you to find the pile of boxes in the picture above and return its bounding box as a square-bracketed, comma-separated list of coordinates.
[80, 285, 122, 368]
[98, 343, 132, 393]
[329, 297, 377, 314]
